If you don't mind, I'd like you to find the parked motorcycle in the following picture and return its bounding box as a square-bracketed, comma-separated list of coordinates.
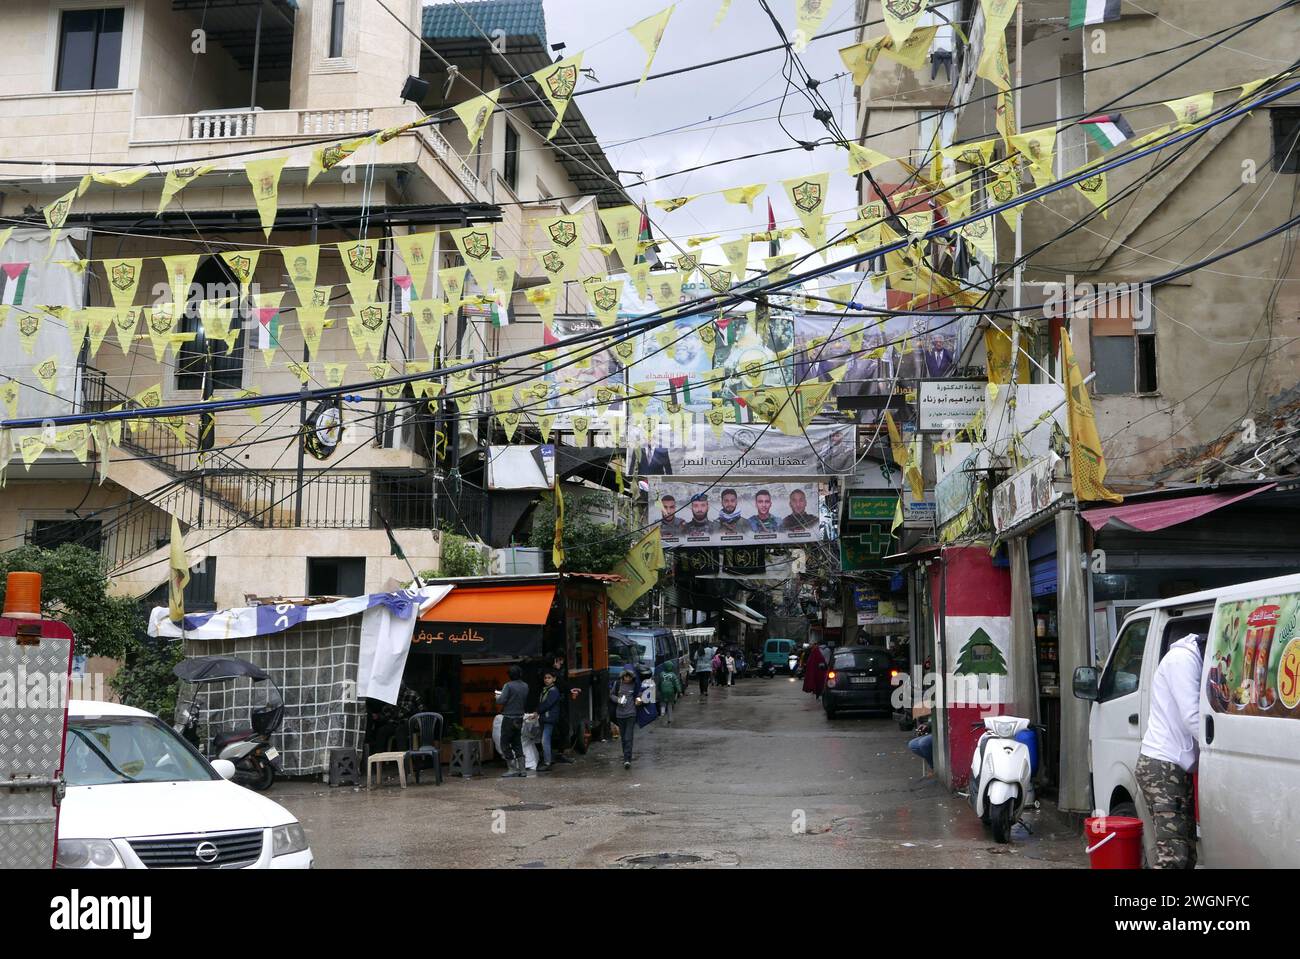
[173, 655, 284, 792]
[967, 716, 1039, 844]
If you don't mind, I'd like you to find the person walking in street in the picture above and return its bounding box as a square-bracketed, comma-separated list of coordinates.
[610, 669, 642, 769]
[548, 654, 574, 765]
[725, 651, 736, 686]
[496, 665, 530, 778]
[712, 649, 725, 687]
[803, 643, 828, 699]
[536, 669, 562, 772]
[1136, 632, 1205, 868]
[694, 644, 712, 697]
[657, 658, 683, 725]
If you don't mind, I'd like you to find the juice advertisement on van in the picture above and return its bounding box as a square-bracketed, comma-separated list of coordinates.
[1206, 591, 1300, 717]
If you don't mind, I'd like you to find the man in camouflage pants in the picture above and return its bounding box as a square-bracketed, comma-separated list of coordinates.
[1136, 754, 1196, 869]
[1135, 634, 1204, 869]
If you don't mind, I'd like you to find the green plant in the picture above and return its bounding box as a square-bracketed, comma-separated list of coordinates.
[0, 544, 144, 659]
[437, 531, 488, 577]
[528, 491, 634, 574]
[111, 637, 185, 718]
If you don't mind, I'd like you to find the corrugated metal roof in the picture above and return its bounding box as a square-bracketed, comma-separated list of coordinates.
[422, 0, 547, 46]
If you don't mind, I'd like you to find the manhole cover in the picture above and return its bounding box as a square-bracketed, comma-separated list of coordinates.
[623, 853, 703, 866]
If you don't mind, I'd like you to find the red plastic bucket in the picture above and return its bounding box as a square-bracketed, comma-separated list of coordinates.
[1084, 816, 1143, 869]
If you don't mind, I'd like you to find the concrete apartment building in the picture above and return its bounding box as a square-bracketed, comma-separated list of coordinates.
[853, 0, 1300, 483]
[0, 0, 622, 609]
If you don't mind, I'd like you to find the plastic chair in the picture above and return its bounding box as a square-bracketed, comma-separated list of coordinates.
[405, 712, 444, 785]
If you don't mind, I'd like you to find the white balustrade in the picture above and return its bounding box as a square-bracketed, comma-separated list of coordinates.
[189, 110, 258, 139]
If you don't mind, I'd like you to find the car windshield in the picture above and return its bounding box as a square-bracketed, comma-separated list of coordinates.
[608, 641, 640, 669]
[65, 717, 216, 787]
[833, 649, 892, 671]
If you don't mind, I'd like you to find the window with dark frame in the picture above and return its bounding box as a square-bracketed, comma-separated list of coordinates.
[503, 123, 520, 191]
[1272, 108, 1300, 174]
[56, 8, 124, 91]
[29, 519, 103, 552]
[1087, 288, 1157, 395]
[176, 259, 246, 392]
[307, 557, 366, 597]
[329, 0, 346, 58]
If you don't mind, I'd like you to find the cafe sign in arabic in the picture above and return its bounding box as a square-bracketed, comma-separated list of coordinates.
[918, 379, 986, 432]
[412, 621, 542, 658]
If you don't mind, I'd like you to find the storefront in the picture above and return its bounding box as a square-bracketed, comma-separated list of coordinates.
[408, 573, 616, 751]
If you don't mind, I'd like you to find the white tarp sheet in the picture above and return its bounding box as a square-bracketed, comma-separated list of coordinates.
[148, 585, 454, 704]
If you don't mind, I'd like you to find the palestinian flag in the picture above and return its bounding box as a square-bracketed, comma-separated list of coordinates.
[490, 287, 510, 327]
[636, 202, 659, 267]
[767, 198, 780, 258]
[2, 263, 30, 305]
[393, 274, 413, 314]
[1069, 0, 1121, 28]
[716, 316, 738, 345]
[255, 306, 282, 349]
[668, 374, 691, 405]
[1080, 114, 1134, 150]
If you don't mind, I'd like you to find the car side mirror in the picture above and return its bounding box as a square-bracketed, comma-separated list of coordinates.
[1073, 666, 1100, 701]
[212, 759, 237, 780]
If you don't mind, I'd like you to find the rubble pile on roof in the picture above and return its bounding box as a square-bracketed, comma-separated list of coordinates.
[1158, 386, 1300, 486]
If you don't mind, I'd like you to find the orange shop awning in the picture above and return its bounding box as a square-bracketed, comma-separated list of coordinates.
[414, 585, 557, 658]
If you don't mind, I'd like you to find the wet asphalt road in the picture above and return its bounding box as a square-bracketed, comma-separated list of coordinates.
[275, 674, 1088, 868]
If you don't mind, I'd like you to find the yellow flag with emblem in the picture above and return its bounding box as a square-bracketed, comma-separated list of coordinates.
[453, 88, 501, 149]
[628, 6, 674, 90]
[533, 52, 584, 138]
[608, 527, 665, 611]
[1061, 330, 1122, 504]
[552, 472, 565, 569]
[169, 516, 190, 624]
[244, 156, 287, 238]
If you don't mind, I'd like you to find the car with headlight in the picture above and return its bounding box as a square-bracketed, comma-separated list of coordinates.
[57, 700, 312, 869]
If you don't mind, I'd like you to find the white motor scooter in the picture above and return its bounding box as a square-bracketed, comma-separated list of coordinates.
[967, 716, 1037, 843]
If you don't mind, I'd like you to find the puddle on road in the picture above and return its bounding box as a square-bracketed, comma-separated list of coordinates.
[486, 802, 554, 812]
[622, 853, 704, 866]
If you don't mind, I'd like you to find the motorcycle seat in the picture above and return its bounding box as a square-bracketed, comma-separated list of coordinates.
[213, 728, 257, 751]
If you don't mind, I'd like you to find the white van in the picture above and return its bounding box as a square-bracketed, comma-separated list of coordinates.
[1073, 572, 1300, 867]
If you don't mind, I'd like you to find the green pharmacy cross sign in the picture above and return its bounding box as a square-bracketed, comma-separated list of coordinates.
[840, 523, 895, 570]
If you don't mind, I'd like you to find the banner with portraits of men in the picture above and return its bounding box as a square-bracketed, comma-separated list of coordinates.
[651, 482, 822, 548]
[630, 421, 855, 477]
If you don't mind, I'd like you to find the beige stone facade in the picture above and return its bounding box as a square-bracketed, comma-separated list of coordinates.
[0, 0, 621, 607]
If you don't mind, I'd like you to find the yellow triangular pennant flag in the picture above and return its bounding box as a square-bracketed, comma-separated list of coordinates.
[450, 225, 497, 293]
[453, 88, 502, 149]
[219, 249, 261, 296]
[161, 254, 201, 306]
[244, 156, 288, 238]
[793, 0, 832, 52]
[411, 299, 445, 356]
[32, 355, 59, 395]
[282, 244, 321, 306]
[583, 276, 624, 327]
[393, 231, 435, 297]
[721, 183, 765, 209]
[337, 238, 380, 286]
[783, 172, 830, 248]
[102, 257, 143, 310]
[847, 143, 892, 176]
[597, 205, 643, 273]
[1164, 91, 1215, 126]
[628, 6, 674, 89]
[323, 363, 349, 390]
[883, 0, 926, 45]
[308, 135, 372, 185]
[297, 306, 328, 359]
[533, 52, 584, 139]
[1009, 127, 1057, 187]
[158, 164, 213, 215]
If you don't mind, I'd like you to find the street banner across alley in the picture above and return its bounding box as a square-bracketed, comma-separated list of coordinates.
[632, 421, 855, 476]
[652, 481, 822, 546]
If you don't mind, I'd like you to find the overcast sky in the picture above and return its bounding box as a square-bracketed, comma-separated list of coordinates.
[535, 0, 860, 262]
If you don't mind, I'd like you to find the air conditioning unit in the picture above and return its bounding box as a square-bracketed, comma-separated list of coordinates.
[490, 547, 544, 575]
